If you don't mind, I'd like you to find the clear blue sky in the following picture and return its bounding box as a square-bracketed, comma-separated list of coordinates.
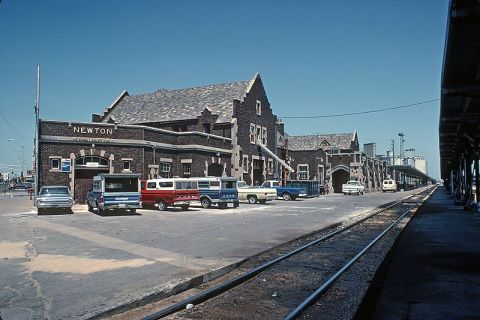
[0, 0, 447, 179]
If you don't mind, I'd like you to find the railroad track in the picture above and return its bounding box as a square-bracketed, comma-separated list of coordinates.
[138, 187, 437, 320]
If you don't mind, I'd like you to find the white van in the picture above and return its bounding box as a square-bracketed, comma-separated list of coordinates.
[382, 179, 397, 192]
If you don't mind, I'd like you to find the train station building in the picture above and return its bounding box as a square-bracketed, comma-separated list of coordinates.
[38, 73, 389, 202]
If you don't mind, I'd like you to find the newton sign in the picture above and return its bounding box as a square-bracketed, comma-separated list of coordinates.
[73, 126, 113, 135]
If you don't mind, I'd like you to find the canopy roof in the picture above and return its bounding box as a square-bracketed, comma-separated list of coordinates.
[440, 0, 480, 178]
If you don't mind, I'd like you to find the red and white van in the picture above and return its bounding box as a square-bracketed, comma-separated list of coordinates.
[141, 178, 199, 211]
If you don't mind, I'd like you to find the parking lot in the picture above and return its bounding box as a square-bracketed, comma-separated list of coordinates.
[0, 189, 425, 320]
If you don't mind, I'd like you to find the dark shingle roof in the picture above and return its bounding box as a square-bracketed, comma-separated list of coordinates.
[287, 133, 355, 151]
[101, 81, 251, 124]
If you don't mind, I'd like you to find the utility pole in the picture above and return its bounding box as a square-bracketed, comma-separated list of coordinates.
[398, 132, 405, 163]
[391, 139, 395, 165]
[391, 139, 395, 180]
[34, 65, 40, 201]
[398, 132, 405, 187]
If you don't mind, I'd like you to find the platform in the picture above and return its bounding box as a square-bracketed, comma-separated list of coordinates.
[368, 186, 480, 319]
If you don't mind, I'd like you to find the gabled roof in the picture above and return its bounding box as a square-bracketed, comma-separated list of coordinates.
[97, 76, 259, 125]
[286, 132, 357, 151]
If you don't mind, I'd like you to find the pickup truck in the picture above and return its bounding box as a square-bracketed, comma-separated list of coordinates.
[87, 173, 142, 214]
[237, 181, 277, 204]
[261, 180, 307, 200]
[342, 180, 365, 195]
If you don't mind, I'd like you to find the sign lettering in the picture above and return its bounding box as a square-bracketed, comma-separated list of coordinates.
[73, 126, 113, 135]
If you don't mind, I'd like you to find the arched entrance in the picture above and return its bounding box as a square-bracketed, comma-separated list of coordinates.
[207, 163, 223, 177]
[74, 156, 109, 203]
[332, 166, 350, 193]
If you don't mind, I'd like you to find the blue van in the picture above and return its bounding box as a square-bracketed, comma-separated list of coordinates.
[197, 177, 239, 209]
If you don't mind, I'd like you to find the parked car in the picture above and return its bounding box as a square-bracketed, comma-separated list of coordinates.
[141, 178, 199, 211]
[35, 186, 73, 214]
[342, 180, 365, 195]
[87, 173, 142, 214]
[11, 182, 32, 191]
[197, 177, 239, 209]
[237, 181, 277, 204]
[261, 180, 307, 200]
[382, 179, 397, 192]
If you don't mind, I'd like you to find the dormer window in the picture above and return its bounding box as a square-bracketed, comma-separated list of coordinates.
[256, 100, 261, 115]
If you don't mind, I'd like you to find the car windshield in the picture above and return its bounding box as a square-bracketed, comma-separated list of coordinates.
[40, 187, 69, 195]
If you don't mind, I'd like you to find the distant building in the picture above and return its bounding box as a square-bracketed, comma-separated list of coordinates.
[408, 157, 427, 174]
[363, 143, 376, 158]
[284, 132, 387, 193]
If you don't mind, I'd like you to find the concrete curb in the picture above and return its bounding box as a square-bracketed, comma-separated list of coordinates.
[85, 259, 247, 320]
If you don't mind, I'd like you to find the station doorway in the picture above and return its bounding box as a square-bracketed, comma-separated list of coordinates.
[252, 159, 264, 186]
[332, 167, 350, 193]
[74, 156, 110, 203]
[207, 163, 223, 177]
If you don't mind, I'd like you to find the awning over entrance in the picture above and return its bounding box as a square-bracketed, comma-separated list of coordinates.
[257, 143, 295, 173]
[390, 165, 436, 183]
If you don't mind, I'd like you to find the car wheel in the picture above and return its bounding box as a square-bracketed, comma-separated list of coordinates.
[247, 195, 257, 204]
[96, 202, 104, 215]
[282, 192, 292, 201]
[200, 198, 211, 209]
[157, 200, 167, 211]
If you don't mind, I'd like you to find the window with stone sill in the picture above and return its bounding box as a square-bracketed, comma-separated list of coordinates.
[298, 164, 308, 180]
[161, 162, 171, 178]
[267, 158, 273, 174]
[50, 158, 60, 170]
[256, 126, 261, 144]
[249, 123, 256, 144]
[262, 127, 267, 145]
[242, 155, 249, 173]
[183, 163, 191, 175]
[123, 160, 131, 171]
[256, 100, 261, 115]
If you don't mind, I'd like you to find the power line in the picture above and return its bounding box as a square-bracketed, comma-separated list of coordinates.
[0, 109, 27, 140]
[280, 98, 439, 119]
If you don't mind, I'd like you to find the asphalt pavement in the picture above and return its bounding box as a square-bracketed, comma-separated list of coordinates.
[0, 189, 425, 320]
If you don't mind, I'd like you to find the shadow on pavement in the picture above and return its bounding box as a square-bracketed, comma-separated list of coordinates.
[92, 209, 142, 217]
[37, 208, 74, 215]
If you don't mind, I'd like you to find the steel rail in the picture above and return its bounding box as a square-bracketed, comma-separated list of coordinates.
[143, 187, 434, 320]
[283, 186, 438, 319]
